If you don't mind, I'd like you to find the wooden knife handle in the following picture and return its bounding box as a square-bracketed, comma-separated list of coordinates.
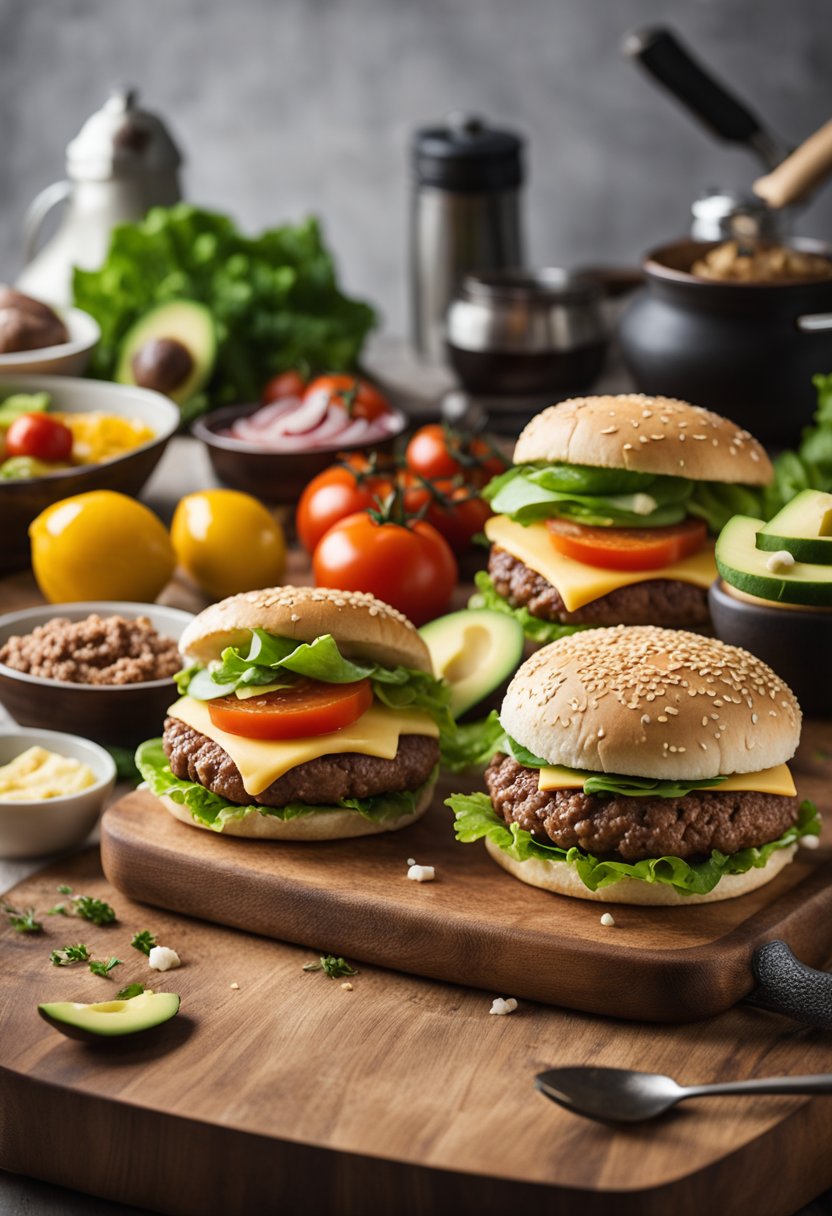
[754, 118, 832, 209]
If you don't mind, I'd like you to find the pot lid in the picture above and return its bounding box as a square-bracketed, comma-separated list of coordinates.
[413, 112, 524, 192]
[66, 88, 182, 181]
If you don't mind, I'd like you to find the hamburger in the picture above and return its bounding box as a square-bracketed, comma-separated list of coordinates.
[477, 395, 773, 642]
[448, 627, 818, 904]
[136, 586, 451, 840]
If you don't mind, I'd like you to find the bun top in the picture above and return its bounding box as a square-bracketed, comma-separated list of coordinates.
[500, 626, 801, 779]
[179, 586, 433, 673]
[513, 395, 772, 485]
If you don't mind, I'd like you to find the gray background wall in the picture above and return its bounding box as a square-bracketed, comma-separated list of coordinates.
[2, 0, 831, 333]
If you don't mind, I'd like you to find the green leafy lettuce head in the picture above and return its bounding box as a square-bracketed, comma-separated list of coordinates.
[445, 624, 817, 903]
[482, 394, 772, 531]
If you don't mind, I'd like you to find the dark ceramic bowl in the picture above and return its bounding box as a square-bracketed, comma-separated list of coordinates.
[708, 580, 832, 718]
[0, 375, 180, 575]
[192, 402, 408, 505]
[0, 602, 194, 747]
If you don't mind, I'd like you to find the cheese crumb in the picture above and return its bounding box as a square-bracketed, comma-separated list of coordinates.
[765, 550, 795, 573]
[801, 834, 821, 850]
[489, 997, 518, 1016]
[148, 946, 181, 972]
[600, 912, 616, 927]
[406, 857, 416, 866]
[407, 864, 435, 882]
[230, 982, 240, 990]
[341, 982, 354, 991]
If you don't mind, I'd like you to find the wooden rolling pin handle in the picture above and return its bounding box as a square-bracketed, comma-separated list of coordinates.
[754, 117, 832, 209]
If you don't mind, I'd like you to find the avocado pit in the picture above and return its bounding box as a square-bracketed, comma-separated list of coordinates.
[131, 337, 195, 395]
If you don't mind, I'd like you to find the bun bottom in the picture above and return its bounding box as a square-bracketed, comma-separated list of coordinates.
[160, 780, 435, 841]
[484, 837, 797, 905]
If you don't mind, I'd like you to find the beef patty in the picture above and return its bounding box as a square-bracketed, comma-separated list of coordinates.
[485, 753, 798, 862]
[488, 546, 709, 627]
[163, 716, 439, 808]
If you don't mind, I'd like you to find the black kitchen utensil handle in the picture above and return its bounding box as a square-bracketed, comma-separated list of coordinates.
[746, 940, 832, 1029]
[622, 27, 787, 169]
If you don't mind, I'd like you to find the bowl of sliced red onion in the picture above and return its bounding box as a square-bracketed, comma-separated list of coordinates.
[192, 382, 407, 504]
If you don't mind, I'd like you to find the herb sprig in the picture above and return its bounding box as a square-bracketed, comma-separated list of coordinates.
[3, 903, 43, 934]
[303, 955, 358, 979]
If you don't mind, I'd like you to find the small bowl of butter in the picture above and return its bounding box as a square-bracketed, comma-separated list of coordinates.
[0, 729, 116, 858]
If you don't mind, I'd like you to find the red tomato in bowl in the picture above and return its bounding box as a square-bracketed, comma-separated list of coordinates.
[313, 511, 458, 626]
[5, 413, 73, 463]
[303, 375, 391, 422]
[261, 370, 307, 404]
[296, 457, 396, 554]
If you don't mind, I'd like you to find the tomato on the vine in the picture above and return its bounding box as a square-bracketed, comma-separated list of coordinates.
[261, 370, 307, 404]
[296, 457, 396, 554]
[5, 413, 73, 463]
[313, 506, 458, 626]
[405, 424, 507, 488]
[303, 374, 391, 422]
[402, 476, 492, 554]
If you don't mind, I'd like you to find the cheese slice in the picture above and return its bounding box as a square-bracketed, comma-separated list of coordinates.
[168, 697, 439, 797]
[485, 515, 716, 613]
[537, 761, 796, 797]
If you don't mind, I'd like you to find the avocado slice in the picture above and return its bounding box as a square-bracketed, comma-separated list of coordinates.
[420, 608, 524, 718]
[38, 989, 180, 1041]
[756, 489, 832, 564]
[116, 300, 216, 405]
[716, 515, 832, 607]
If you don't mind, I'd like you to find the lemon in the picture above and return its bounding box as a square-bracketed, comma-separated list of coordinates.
[171, 490, 286, 599]
[30, 490, 176, 604]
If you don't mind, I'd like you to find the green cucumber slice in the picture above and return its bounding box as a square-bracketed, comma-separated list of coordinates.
[717, 515, 832, 607]
[756, 489, 832, 564]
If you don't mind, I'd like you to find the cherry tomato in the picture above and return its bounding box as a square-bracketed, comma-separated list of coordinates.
[546, 517, 708, 572]
[405, 424, 507, 489]
[402, 476, 492, 554]
[313, 512, 458, 626]
[296, 457, 395, 554]
[5, 413, 73, 463]
[303, 374, 391, 422]
[261, 370, 307, 404]
[208, 677, 373, 740]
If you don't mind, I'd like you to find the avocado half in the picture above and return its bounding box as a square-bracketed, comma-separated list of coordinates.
[420, 608, 524, 718]
[38, 989, 180, 1041]
[116, 300, 216, 405]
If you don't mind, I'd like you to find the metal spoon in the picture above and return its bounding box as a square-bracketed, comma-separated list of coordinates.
[535, 1066, 832, 1124]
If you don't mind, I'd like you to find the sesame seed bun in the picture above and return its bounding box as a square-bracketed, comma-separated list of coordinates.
[179, 586, 432, 674]
[159, 778, 434, 839]
[485, 837, 796, 905]
[500, 626, 801, 780]
[513, 395, 773, 485]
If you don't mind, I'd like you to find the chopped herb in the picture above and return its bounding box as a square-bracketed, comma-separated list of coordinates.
[89, 956, 122, 978]
[302, 954, 358, 979]
[115, 983, 145, 1000]
[49, 887, 117, 926]
[131, 930, 157, 956]
[50, 943, 91, 966]
[57, 885, 73, 895]
[3, 904, 43, 934]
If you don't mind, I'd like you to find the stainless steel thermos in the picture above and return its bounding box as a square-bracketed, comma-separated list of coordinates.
[410, 112, 525, 363]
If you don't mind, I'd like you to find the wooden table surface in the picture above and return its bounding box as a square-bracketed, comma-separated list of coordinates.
[2, 389, 832, 1214]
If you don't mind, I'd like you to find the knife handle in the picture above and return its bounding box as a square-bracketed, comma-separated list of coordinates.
[746, 940, 832, 1029]
[754, 118, 832, 209]
[622, 27, 787, 170]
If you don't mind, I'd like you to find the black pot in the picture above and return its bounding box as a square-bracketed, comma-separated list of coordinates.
[619, 239, 832, 447]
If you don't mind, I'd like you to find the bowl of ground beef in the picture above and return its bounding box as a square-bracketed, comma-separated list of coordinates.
[0, 603, 194, 746]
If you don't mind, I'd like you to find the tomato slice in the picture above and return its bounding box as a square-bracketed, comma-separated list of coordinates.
[207, 677, 374, 740]
[546, 517, 708, 572]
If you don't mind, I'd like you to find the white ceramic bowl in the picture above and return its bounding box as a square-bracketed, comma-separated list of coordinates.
[0, 307, 101, 377]
[0, 728, 116, 859]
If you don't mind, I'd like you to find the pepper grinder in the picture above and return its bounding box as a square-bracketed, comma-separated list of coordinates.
[410, 112, 525, 364]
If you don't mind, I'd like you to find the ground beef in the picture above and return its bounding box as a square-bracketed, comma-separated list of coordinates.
[162, 716, 440, 807]
[485, 753, 798, 862]
[0, 614, 181, 686]
[488, 547, 709, 627]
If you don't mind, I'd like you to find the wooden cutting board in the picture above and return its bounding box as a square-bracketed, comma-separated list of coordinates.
[2, 848, 832, 1216]
[100, 729, 832, 1024]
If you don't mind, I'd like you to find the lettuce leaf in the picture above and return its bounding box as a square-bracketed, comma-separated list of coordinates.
[483, 466, 691, 527]
[471, 571, 590, 644]
[688, 482, 764, 534]
[73, 204, 375, 414]
[440, 710, 505, 771]
[446, 792, 820, 895]
[136, 738, 435, 831]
